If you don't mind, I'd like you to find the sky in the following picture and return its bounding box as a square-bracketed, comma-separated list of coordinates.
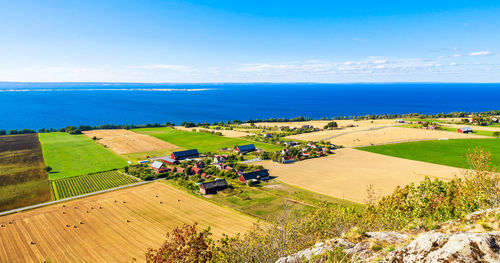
[0, 0, 499, 83]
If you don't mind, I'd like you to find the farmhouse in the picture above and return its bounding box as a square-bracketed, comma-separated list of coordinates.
[235, 144, 256, 154]
[171, 149, 199, 160]
[282, 156, 295, 163]
[199, 179, 228, 194]
[457, 127, 473, 134]
[396, 119, 405, 123]
[238, 170, 270, 184]
[159, 157, 179, 165]
[151, 161, 169, 174]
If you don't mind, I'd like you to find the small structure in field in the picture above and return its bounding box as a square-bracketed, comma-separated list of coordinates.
[235, 144, 256, 154]
[171, 149, 199, 160]
[457, 127, 473, 134]
[396, 119, 405, 123]
[282, 156, 295, 163]
[238, 170, 270, 184]
[151, 161, 169, 174]
[138, 160, 149, 164]
[199, 179, 228, 194]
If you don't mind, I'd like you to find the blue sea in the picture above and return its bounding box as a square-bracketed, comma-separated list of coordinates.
[0, 83, 499, 131]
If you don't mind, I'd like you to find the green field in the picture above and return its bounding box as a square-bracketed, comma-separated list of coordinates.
[51, 170, 138, 200]
[132, 127, 283, 153]
[399, 124, 498, 137]
[39, 132, 129, 179]
[359, 138, 500, 169]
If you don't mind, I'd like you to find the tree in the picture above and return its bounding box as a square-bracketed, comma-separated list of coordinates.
[44, 166, 52, 172]
[493, 131, 500, 139]
[146, 223, 214, 263]
[324, 121, 338, 130]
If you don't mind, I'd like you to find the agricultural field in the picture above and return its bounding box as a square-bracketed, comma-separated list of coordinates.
[251, 119, 397, 129]
[175, 180, 362, 221]
[175, 126, 251, 137]
[257, 148, 460, 203]
[132, 127, 282, 153]
[359, 138, 500, 169]
[0, 182, 258, 262]
[0, 134, 51, 212]
[51, 170, 139, 200]
[328, 127, 487, 147]
[39, 132, 129, 180]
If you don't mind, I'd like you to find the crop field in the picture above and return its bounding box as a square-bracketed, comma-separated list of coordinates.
[39, 132, 129, 180]
[83, 129, 181, 154]
[328, 127, 487, 147]
[51, 170, 139, 200]
[359, 138, 500, 169]
[175, 126, 251, 137]
[257, 148, 459, 203]
[0, 134, 51, 212]
[0, 182, 258, 263]
[132, 127, 282, 153]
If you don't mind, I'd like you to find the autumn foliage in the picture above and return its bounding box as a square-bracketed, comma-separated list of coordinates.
[145, 223, 214, 263]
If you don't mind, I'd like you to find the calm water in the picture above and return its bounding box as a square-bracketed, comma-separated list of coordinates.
[0, 83, 499, 130]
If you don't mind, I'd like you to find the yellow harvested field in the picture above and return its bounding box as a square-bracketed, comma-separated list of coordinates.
[175, 126, 250, 137]
[83, 129, 179, 154]
[0, 182, 258, 263]
[251, 119, 397, 129]
[258, 148, 461, 203]
[328, 127, 487, 147]
[286, 121, 397, 141]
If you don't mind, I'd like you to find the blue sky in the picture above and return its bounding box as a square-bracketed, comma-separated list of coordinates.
[0, 0, 499, 82]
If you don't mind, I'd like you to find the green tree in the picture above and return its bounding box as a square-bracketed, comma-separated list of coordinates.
[493, 131, 500, 139]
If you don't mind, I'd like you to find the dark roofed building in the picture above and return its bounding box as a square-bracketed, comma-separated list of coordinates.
[199, 179, 228, 194]
[238, 170, 270, 184]
[235, 144, 256, 154]
[171, 149, 199, 160]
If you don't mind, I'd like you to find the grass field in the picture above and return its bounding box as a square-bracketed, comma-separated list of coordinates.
[0, 182, 258, 262]
[39, 132, 129, 180]
[0, 134, 51, 212]
[51, 170, 139, 200]
[169, 179, 362, 221]
[359, 138, 500, 169]
[132, 127, 283, 153]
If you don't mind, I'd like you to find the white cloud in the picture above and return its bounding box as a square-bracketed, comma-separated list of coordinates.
[451, 54, 462, 58]
[469, 51, 493, 56]
[133, 64, 191, 71]
[449, 62, 457, 66]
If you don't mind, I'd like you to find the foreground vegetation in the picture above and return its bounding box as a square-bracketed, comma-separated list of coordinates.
[39, 132, 128, 179]
[358, 138, 500, 169]
[147, 147, 500, 262]
[50, 170, 138, 200]
[132, 127, 282, 153]
[0, 134, 50, 212]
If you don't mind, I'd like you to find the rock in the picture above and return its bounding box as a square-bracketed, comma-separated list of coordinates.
[365, 232, 409, 243]
[385, 231, 500, 263]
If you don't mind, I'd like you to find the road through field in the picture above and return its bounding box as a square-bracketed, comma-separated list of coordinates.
[258, 148, 461, 203]
[0, 182, 258, 263]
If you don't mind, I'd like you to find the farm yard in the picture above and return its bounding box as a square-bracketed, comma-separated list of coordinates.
[0, 182, 258, 263]
[257, 148, 460, 203]
[359, 138, 500, 169]
[132, 127, 282, 153]
[39, 132, 129, 179]
[0, 134, 50, 212]
[51, 170, 139, 200]
[327, 127, 487, 147]
[83, 129, 181, 155]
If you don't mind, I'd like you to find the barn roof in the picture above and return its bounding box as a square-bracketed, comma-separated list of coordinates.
[201, 179, 228, 190]
[236, 144, 256, 151]
[240, 170, 269, 181]
[151, 161, 164, 169]
[172, 149, 199, 158]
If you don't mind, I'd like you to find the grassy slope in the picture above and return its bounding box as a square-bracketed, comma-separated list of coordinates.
[39, 132, 128, 180]
[359, 138, 500, 169]
[132, 127, 283, 153]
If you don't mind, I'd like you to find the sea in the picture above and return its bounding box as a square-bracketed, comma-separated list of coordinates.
[0, 82, 499, 131]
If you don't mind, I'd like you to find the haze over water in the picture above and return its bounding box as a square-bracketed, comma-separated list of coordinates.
[1, 83, 499, 131]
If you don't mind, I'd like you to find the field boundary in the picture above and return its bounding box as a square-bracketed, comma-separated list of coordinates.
[0, 180, 152, 217]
